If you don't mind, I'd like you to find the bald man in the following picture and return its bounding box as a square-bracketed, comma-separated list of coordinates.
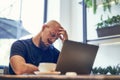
[9, 20, 68, 75]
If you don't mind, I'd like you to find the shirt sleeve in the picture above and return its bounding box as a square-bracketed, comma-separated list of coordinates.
[10, 40, 27, 58]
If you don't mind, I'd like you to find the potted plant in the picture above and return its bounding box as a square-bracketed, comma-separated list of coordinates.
[85, 0, 120, 14]
[92, 67, 98, 74]
[92, 64, 120, 75]
[84, 0, 120, 37]
[96, 15, 120, 37]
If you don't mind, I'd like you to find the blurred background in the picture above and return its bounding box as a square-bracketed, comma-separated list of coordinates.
[0, 0, 120, 75]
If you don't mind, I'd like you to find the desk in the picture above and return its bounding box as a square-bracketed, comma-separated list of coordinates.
[0, 75, 120, 80]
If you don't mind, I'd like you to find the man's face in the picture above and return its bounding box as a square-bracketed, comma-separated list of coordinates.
[40, 25, 60, 48]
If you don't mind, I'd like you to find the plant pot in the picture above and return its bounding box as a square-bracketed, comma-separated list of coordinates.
[96, 25, 120, 37]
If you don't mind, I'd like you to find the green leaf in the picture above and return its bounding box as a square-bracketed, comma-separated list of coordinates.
[93, 0, 97, 14]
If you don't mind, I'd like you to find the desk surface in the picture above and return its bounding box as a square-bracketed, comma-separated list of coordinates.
[0, 75, 120, 80]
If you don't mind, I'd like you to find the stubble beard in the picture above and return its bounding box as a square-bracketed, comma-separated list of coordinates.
[39, 37, 49, 50]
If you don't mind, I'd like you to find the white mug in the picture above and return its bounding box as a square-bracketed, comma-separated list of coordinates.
[38, 63, 56, 72]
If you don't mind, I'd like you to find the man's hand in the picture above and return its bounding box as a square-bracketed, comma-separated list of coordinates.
[58, 28, 68, 43]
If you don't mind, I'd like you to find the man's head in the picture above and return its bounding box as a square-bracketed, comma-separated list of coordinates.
[39, 20, 64, 49]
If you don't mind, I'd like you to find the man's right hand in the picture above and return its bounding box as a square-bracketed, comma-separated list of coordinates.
[58, 28, 68, 43]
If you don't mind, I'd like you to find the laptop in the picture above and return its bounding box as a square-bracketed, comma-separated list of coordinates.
[56, 40, 99, 75]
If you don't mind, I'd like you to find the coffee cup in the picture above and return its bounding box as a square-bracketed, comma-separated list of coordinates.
[38, 63, 56, 72]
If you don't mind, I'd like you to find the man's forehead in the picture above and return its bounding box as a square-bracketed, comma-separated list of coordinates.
[47, 23, 61, 29]
[49, 28, 59, 34]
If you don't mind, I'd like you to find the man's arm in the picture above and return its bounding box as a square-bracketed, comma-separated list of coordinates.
[10, 55, 38, 75]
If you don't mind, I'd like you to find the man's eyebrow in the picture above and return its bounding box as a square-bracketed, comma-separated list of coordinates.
[50, 32, 56, 35]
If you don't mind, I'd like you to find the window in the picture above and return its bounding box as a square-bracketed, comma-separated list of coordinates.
[0, 0, 44, 66]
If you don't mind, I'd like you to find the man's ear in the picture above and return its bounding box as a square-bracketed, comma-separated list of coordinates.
[41, 24, 48, 31]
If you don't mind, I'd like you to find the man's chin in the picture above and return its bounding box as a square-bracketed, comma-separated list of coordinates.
[45, 44, 51, 47]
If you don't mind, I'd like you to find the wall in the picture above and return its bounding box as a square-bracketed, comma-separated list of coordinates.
[94, 43, 120, 68]
[60, 0, 83, 42]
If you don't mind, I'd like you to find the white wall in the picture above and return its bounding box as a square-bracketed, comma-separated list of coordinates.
[47, 0, 60, 21]
[70, 0, 83, 42]
[94, 43, 120, 68]
[60, 0, 83, 42]
[59, 0, 71, 36]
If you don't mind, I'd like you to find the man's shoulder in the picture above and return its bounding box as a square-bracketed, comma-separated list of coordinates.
[12, 38, 32, 46]
[49, 45, 60, 53]
[49, 45, 56, 49]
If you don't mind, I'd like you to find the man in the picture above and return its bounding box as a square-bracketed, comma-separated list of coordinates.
[9, 20, 68, 75]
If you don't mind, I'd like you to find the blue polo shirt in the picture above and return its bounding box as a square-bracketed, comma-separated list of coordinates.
[9, 38, 60, 74]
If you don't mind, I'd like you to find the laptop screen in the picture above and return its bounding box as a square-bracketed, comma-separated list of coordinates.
[56, 40, 99, 75]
